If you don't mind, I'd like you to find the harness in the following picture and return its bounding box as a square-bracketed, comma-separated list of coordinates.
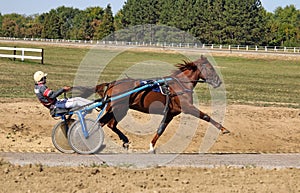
[139, 79, 170, 95]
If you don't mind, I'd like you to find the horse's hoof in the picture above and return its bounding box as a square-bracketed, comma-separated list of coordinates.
[148, 149, 156, 154]
[149, 143, 156, 154]
[221, 129, 230, 135]
[123, 142, 130, 150]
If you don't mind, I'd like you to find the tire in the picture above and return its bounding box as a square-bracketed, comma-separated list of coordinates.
[51, 119, 76, 153]
[68, 118, 104, 154]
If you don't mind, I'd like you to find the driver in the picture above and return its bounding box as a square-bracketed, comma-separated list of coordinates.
[33, 71, 93, 110]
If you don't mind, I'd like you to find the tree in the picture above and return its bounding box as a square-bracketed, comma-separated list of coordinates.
[95, 4, 115, 40]
[82, 7, 104, 40]
[25, 14, 43, 38]
[158, 0, 175, 26]
[270, 5, 300, 46]
[217, 0, 266, 45]
[0, 13, 2, 36]
[190, 0, 213, 44]
[0, 2, 298, 46]
[222, 0, 244, 44]
[113, 10, 125, 31]
[69, 11, 86, 40]
[41, 10, 62, 39]
[210, 0, 226, 44]
[171, 0, 196, 31]
[122, 0, 160, 26]
[196, 0, 266, 45]
[245, 0, 266, 45]
[1, 13, 28, 37]
[2, 17, 17, 37]
[56, 6, 81, 39]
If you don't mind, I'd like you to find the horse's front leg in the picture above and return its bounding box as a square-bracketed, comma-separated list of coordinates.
[183, 105, 230, 134]
[150, 115, 174, 153]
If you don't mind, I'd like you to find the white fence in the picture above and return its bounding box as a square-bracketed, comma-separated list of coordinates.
[0, 46, 44, 64]
[1, 36, 300, 54]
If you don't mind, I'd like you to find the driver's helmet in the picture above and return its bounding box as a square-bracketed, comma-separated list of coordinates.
[33, 71, 47, 83]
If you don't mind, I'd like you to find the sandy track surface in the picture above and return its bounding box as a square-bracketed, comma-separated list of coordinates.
[1, 152, 300, 169]
[1, 98, 299, 154]
[0, 98, 300, 192]
[0, 157, 299, 193]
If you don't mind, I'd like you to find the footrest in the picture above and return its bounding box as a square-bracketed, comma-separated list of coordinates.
[50, 108, 70, 117]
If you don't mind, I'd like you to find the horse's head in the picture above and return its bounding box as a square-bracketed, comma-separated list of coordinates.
[194, 55, 222, 88]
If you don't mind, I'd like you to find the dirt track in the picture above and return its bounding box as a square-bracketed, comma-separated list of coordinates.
[0, 98, 300, 192]
[1, 152, 300, 169]
[0, 157, 299, 193]
[1, 98, 299, 154]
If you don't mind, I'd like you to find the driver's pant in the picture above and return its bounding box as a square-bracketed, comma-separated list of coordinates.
[65, 97, 93, 108]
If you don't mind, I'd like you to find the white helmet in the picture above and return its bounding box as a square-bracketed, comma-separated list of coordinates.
[33, 71, 47, 83]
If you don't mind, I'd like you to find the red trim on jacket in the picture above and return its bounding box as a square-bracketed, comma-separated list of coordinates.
[43, 88, 51, 97]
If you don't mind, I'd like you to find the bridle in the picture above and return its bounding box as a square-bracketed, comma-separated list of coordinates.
[198, 62, 210, 82]
[178, 62, 209, 84]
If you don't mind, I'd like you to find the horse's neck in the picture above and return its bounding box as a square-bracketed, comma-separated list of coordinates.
[173, 70, 199, 89]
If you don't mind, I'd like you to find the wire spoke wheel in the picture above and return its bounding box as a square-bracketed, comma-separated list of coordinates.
[51, 119, 76, 153]
[68, 118, 104, 154]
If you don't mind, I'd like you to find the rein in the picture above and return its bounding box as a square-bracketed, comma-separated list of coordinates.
[190, 79, 206, 83]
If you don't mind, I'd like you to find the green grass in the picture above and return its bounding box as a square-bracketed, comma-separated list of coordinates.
[0, 42, 299, 108]
[217, 56, 300, 107]
[0, 43, 88, 98]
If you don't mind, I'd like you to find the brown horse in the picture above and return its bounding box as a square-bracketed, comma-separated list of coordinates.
[95, 55, 230, 152]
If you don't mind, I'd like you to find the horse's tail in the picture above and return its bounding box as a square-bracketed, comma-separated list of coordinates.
[95, 82, 110, 98]
[71, 86, 96, 98]
[70, 83, 110, 98]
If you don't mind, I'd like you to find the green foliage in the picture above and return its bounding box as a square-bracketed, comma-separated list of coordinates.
[1, 13, 28, 37]
[113, 11, 125, 31]
[0, 13, 2, 35]
[122, 0, 160, 26]
[160, 0, 267, 45]
[95, 4, 115, 40]
[42, 9, 62, 39]
[120, 0, 299, 46]
[84, 6, 104, 40]
[267, 5, 300, 46]
[0, 1, 299, 46]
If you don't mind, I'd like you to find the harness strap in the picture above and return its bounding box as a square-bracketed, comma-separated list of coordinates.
[160, 78, 170, 115]
[157, 83, 171, 136]
[163, 91, 170, 114]
[166, 77, 194, 97]
[158, 78, 171, 96]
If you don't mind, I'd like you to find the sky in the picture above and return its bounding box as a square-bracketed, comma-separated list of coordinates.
[0, 0, 299, 16]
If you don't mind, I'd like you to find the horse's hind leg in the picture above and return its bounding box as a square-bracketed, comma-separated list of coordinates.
[107, 118, 130, 149]
[100, 107, 130, 149]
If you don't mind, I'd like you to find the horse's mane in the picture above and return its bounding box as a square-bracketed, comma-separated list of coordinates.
[174, 55, 209, 73]
[174, 60, 198, 72]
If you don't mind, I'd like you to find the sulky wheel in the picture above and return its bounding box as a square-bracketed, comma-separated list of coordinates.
[68, 118, 104, 154]
[51, 119, 76, 153]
